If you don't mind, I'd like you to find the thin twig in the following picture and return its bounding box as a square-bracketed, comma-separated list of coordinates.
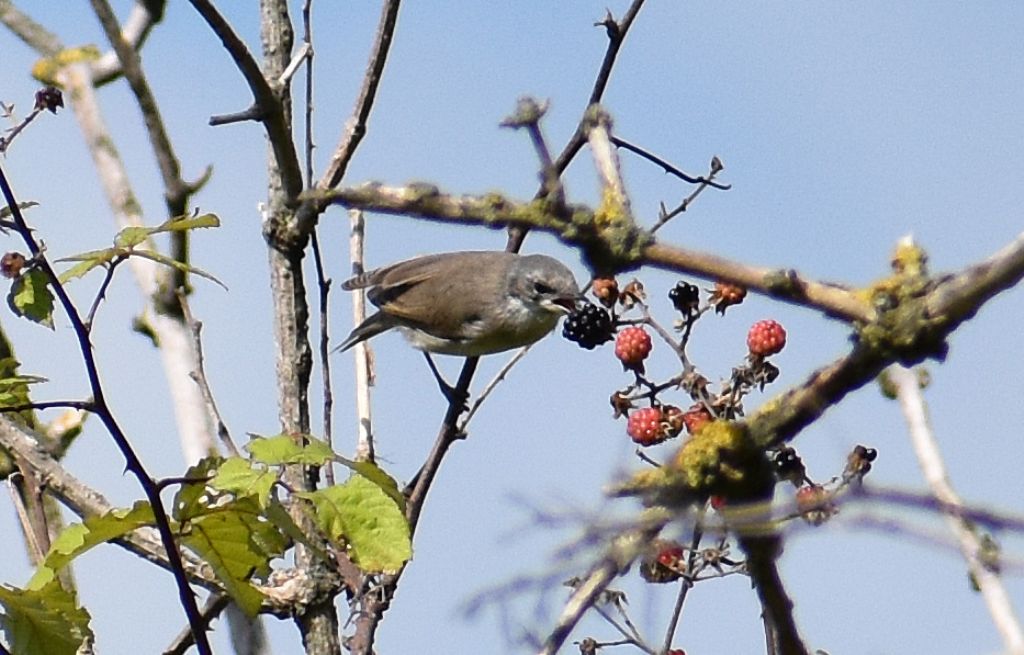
[162, 593, 232, 655]
[890, 365, 1024, 652]
[302, 0, 337, 483]
[651, 156, 727, 235]
[318, 0, 402, 190]
[177, 290, 238, 456]
[612, 136, 730, 189]
[187, 0, 303, 199]
[83, 256, 124, 331]
[458, 346, 530, 432]
[662, 527, 704, 653]
[550, 0, 648, 175]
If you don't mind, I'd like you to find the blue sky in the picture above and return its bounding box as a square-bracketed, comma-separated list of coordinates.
[1, 2, 1023, 654]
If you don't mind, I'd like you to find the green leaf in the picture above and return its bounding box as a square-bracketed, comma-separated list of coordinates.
[181, 497, 287, 617]
[0, 581, 92, 655]
[56, 248, 117, 284]
[0, 201, 38, 220]
[130, 250, 227, 290]
[247, 433, 335, 466]
[0, 371, 46, 411]
[7, 270, 54, 329]
[113, 213, 220, 249]
[113, 226, 151, 249]
[27, 502, 155, 590]
[156, 213, 220, 233]
[172, 456, 223, 523]
[335, 457, 406, 511]
[299, 474, 412, 573]
[210, 457, 277, 508]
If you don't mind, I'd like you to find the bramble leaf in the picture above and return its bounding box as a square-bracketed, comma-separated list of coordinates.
[247, 433, 335, 466]
[181, 496, 287, 617]
[27, 502, 155, 591]
[7, 270, 54, 329]
[210, 457, 277, 508]
[0, 581, 92, 655]
[300, 474, 412, 573]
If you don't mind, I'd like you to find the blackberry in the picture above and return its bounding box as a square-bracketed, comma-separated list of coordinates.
[562, 301, 614, 349]
[772, 446, 805, 485]
[668, 281, 700, 316]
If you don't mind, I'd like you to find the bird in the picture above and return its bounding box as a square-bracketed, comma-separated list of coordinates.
[334, 251, 581, 357]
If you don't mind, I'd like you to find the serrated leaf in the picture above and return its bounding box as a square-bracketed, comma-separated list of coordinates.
[0, 371, 45, 411]
[0, 374, 47, 390]
[113, 226, 152, 249]
[0, 201, 38, 220]
[7, 270, 54, 329]
[299, 474, 412, 573]
[27, 502, 155, 590]
[335, 457, 406, 511]
[181, 497, 287, 617]
[156, 213, 220, 233]
[0, 581, 92, 655]
[210, 457, 277, 508]
[130, 250, 227, 290]
[247, 433, 335, 466]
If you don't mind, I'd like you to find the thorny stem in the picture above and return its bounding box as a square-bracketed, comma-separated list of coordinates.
[0, 164, 212, 653]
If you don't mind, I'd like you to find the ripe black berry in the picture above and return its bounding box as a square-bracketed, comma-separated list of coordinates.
[772, 446, 805, 485]
[668, 281, 700, 316]
[562, 301, 614, 349]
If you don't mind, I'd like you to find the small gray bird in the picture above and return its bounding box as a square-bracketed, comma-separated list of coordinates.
[335, 251, 580, 356]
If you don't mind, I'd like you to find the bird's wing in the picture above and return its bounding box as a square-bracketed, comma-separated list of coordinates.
[371, 252, 508, 338]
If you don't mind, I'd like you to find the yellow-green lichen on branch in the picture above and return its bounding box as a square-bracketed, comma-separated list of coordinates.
[613, 420, 772, 506]
[853, 238, 947, 363]
[31, 45, 101, 85]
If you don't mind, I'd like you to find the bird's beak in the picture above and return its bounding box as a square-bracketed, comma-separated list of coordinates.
[551, 294, 583, 314]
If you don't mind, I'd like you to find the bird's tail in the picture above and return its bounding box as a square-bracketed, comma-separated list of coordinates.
[331, 312, 394, 352]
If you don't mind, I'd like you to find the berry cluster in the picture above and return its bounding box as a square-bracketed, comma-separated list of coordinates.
[562, 301, 614, 349]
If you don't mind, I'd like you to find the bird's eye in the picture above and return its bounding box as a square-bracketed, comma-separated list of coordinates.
[533, 281, 555, 295]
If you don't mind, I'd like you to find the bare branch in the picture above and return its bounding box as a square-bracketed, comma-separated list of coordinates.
[890, 365, 1024, 652]
[348, 210, 373, 464]
[319, 0, 402, 190]
[552, 0, 648, 174]
[187, 0, 303, 199]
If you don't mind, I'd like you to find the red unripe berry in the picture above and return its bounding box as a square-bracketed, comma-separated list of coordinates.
[656, 545, 684, 567]
[615, 326, 652, 372]
[667, 650, 687, 655]
[747, 319, 787, 357]
[627, 406, 664, 446]
[796, 484, 835, 525]
[709, 495, 727, 510]
[681, 403, 713, 434]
